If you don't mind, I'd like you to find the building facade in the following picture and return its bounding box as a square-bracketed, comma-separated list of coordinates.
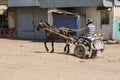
[0, 0, 8, 28]
[8, 0, 48, 40]
[39, 0, 120, 40]
[1, 0, 119, 40]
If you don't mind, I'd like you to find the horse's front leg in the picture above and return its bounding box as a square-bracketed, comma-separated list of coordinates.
[50, 40, 54, 53]
[66, 44, 70, 54]
[64, 45, 67, 52]
[44, 39, 49, 52]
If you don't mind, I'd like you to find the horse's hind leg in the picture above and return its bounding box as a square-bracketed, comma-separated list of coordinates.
[66, 44, 70, 54]
[44, 39, 49, 52]
[64, 44, 70, 54]
[64, 45, 67, 52]
[50, 40, 54, 53]
[64, 40, 70, 54]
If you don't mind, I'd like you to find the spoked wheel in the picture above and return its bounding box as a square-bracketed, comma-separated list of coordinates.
[74, 44, 87, 58]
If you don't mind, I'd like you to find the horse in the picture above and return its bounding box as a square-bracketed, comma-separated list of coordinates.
[37, 20, 71, 54]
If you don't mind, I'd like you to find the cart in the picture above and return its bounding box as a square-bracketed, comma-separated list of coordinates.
[46, 28, 104, 58]
[74, 34, 104, 58]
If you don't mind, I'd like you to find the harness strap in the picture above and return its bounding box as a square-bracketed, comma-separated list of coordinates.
[66, 40, 69, 45]
[57, 29, 60, 34]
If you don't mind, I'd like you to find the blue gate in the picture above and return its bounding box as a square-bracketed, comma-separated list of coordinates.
[52, 12, 80, 29]
[52, 12, 80, 42]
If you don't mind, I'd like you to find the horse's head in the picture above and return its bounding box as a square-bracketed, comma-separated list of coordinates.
[37, 20, 50, 31]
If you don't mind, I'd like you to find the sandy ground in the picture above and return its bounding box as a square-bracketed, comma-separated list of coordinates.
[0, 39, 120, 80]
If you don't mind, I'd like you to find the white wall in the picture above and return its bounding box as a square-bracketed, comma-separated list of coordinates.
[73, 7, 113, 39]
[114, 6, 120, 17]
[86, 7, 101, 33]
[8, 8, 15, 28]
[85, 7, 113, 39]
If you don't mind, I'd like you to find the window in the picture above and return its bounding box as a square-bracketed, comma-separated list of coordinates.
[101, 11, 110, 25]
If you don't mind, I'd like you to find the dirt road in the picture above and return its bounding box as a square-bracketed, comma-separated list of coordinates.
[0, 39, 120, 80]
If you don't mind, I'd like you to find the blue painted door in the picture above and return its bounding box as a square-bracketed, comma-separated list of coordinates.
[52, 12, 80, 29]
[114, 17, 120, 39]
[17, 8, 48, 40]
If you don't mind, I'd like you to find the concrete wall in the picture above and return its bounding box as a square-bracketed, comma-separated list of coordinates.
[39, 0, 109, 8]
[73, 7, 113, 39]
[8, 0, 40, 7]
[8, 8, 15, 28]
[0, 0, 7, 5]
[15, 7, 48, 39]
[114, 6, 120, 17]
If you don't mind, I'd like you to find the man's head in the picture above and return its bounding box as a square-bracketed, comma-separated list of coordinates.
[88, 19, 93, 23]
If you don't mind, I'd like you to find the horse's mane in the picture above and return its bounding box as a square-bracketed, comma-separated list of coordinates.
[41, 20, 70, 32]
[41, 20, 54, 28]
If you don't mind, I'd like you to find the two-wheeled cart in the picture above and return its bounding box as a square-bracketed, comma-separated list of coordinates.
[74, 35, 104, 58]
[46, 28, 104, 58]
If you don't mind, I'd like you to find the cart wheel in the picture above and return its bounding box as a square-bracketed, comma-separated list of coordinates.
[74, 44, 87, 58]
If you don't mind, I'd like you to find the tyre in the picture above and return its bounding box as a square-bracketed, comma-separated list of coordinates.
[74, 44, 87, 58]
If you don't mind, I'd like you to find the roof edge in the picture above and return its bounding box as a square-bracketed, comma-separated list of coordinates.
[102, 0, 113, 7]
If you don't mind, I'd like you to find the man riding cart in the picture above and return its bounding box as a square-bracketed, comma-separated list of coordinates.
[74, 19, 104, 58]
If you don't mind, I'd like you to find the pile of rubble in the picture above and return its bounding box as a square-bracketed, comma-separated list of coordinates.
[105, 39, 120, 44]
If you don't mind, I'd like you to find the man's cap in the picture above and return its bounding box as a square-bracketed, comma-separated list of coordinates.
[88, 19, 93, 22]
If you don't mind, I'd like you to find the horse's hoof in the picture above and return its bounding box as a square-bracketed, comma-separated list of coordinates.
[66, 52, 69, 55]
[64, 49, 66, 52]
[50, 51, 54, 53]
[46, 50, 49, 52]
[50, 49, 54, 53]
